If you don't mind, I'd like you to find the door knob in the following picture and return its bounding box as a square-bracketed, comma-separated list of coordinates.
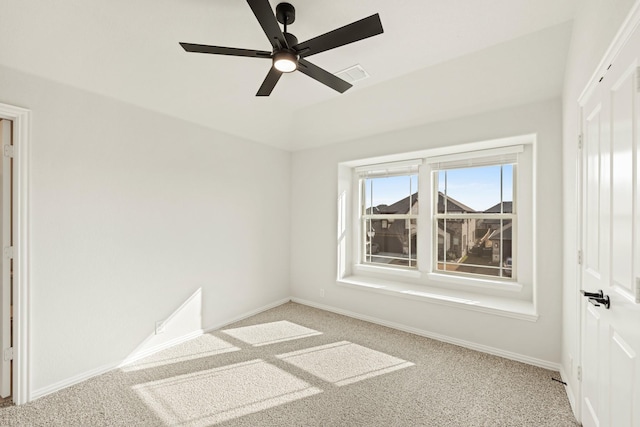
[581, 289, 603, 298]
[588, 295, 610, 309]
[581, 289, 611, 309]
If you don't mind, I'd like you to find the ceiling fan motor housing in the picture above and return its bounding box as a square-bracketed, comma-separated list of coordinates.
[276, 2, 295, 25]
[283, 32, 298, 47]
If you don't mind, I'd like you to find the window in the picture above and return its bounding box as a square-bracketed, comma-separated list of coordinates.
[434, 164, 515, 279]
[340, 139, 531, 299]
[338, 137, 534, 316]
[357, 161, 421, 268]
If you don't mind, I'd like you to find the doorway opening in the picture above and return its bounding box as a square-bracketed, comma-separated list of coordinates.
[0, 119, 13, 406]
[0, 103, 30, 405]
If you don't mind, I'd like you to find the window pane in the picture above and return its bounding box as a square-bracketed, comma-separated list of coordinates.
[363, 218, 377, 262]
[502, 164, 513, 213]
[436, 218, 513, 278]
[443, 165, 501, 212]
[363, 175, 418, 215]
[364, 218, 417, 268]
[437, 171, 446, 213]
[437, 165, 514, 213]
[409, 175, 418, 214]
[436, 218, 472, 264]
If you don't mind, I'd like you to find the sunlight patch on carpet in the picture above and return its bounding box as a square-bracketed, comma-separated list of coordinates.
[133, 359, 322, 426]
[222, 320, 322, 346]
[277, 341, 414, 386]
[123, 334, 240, 372]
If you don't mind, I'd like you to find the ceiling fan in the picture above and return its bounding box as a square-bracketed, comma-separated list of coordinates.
[179, 0, 383, 96]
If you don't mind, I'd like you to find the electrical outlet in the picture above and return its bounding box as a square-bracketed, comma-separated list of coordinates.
[155, 320, 165, 335]
[320, 288, 325, 298]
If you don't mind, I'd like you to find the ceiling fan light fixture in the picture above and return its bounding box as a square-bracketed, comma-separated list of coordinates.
[273, 51, 298, 73]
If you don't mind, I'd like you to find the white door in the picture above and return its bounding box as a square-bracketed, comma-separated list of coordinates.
[580, 20, 640, 427]
[0, 119, 10, 399]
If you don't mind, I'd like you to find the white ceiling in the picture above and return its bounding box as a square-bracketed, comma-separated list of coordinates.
[0, 0, 578, 150]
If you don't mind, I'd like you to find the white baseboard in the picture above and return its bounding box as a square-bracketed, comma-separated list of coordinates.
[31, 360, 120, 401]
[202, 297, 291, 333]
[31, 296, 562, 404]
[291, 297, 561, 371]
[119, 297, 291, 367]
[29, 297, 291, 402]
[119, 329, 205, 368]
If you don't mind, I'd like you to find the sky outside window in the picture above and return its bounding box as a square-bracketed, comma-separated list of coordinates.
[441, 165, 513, 211]
[364, 175, 418, 209]
[365, 165, 513, 212]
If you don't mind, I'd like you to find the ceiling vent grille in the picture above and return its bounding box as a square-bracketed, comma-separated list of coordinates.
[335, 64, 370, 84]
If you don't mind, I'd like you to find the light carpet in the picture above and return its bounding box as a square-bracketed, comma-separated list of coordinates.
[0, 302, 578, 426]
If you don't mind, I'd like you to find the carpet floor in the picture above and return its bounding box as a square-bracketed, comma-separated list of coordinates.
[0, 302, 578, 426]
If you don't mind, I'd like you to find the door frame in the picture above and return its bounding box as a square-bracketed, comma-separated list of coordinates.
[0, 103, 31, 405]
[575, 1, 640, 424]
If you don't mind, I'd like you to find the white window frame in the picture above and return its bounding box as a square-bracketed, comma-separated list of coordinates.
[429, 146, 522, 281]
[338, 135, 536, 306]
[357, 160, 422, 269]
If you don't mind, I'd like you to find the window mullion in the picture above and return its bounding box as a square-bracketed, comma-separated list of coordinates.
[433, 214, 515, 220]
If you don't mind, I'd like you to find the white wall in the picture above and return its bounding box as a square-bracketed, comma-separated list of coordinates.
[291, 22, 572, 151]
[0, 65, 291, 396]
[291, 98, 563, 364]
[561, 0, 638, 414]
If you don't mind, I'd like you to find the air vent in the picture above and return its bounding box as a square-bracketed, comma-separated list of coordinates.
[335, 64, 370, 84]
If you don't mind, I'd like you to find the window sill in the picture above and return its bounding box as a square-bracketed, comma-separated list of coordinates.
[337, 275, 538, 322]
[426, 272, 523, 293]
[354, 264, 523, 293]
[354, 263, 421, 279]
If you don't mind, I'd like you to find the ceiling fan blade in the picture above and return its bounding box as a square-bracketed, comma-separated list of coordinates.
[256, 67, 283, 96]
[180, 43, 272, 58]
[294, 14, 383, 58]
[246, 0, 288, 50]
[297, 58, 352, 93]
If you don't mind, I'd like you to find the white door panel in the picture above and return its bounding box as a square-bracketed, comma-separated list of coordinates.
[580, 17, 640, 427]
[610, 330, 636, 427]
[584, 100, 607, 281]
[582, 305, 603, 427]
[610, 63, 636, 294]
